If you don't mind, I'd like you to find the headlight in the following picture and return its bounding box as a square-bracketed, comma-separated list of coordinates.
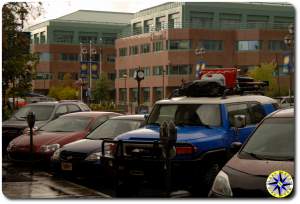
[211, 170, 233, 197]
[103, 143, 116, 158]
[40, 144, 60, 153]
[7, 142, 14, 152]
[85, 152, 101, 161]
[51, 148, 62, 160]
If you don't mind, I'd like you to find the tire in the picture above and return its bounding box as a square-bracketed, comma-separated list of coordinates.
[191, 162, 220, 197]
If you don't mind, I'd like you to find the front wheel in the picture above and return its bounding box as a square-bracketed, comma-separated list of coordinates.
[191, 162, 220, 197]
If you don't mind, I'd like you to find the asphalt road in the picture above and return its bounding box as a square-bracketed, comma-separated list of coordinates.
[2, 162, 111, 199]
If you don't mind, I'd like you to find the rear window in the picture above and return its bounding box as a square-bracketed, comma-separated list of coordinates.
[78, 103, 91, 111]
[13, 105, 55, 121]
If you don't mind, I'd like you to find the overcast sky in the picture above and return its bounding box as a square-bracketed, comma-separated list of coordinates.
[24, 0, 170, 28]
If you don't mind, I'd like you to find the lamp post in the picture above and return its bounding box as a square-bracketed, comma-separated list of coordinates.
[123, 74, 128, 110]
[134, 67, 144, 113]
[284, 24, 294, 98]
[163, 64, 168, 99]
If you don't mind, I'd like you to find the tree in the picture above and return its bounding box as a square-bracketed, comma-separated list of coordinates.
[92, 75, 113, 103]
[2, 2, 43, 109]
[248, 62, 289, 97]
[48, 86, 78, 100]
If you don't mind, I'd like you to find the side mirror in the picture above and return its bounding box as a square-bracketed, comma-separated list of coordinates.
[233, 115, 246, 129]
[230, 142, 242, 154]
[54, 112, 63, 119]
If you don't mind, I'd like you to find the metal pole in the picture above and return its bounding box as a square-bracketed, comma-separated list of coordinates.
[80, 42, 83, 102]
[89, 40, 92, 103]
[162, 67, 165, 99]
[275, 54, 281, 96]
[137, 80, 141, 113]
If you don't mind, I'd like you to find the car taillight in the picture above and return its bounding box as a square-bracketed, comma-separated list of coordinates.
[175, 146, 197, 155]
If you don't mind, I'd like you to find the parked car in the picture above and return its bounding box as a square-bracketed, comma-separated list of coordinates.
[2, 101, 91, 154]
[7, 111, 121, 162]
[209, 108, 294, 198]
[51, 115, 145, 177]
[274, 96, 294, 108]
[101, 94, 279, 196]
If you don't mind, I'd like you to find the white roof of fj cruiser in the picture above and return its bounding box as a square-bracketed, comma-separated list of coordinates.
[156, 95, 277, 105]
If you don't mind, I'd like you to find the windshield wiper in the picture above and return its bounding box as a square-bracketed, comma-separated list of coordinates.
[241, 151, 264, 160]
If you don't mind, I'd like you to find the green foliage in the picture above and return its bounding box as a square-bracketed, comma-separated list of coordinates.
[48, 86, 78, 100]
[248, 62, 289, 97]
[89, 102, 117, 112]
[2, 2, 43, 109]
[92, 75, 113, 103]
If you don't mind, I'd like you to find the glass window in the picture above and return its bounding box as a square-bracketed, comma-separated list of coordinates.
[200, 40, 223, 51]
[102, 33, 117, 45]
[148, 104, 221, 127]
[107, 55, 115, 63]
[129, 69, 137, 78]
[119, 48, 127, 57]
[34, 33, 39, 44]
[78, 103, 91, 111]
[268, 40, 285, 51]
[108, 72, 116, 80]
[169, 40, 191, 50]
[168, 65, 192, 75]
[168, 13, 181, 28]
[130, 88, 138, 102]
[86, 119, 142, 140]
[40, 116, 92, 132]
[156, 16, 166, 31]
[141, 67, 150, 76]
[226, 102, 265, 126]
[133, 22, 142, 35]
[53, 31, 73, 43]
[140, 44, 150, 54]
[35, 72, 52, 80]
[119, 69, 127, 78]
[60, 53, 78, 61]
[237, 41, 261, 51]
[55, 105, 68, 115]
[129, 46, 139, 55]
[153, 66, 164, 75]
[144, 19, 153, 33]
[13, 105, 55, 121]
[67, 105, 81, 113]
[39, 52, 52, 61]
[241, 117, 294, 160]
[153, 41, 164, 52]
[78, 32, 97, 44]
[153, 87, 163, 101]
[143, 88, 150, 102]
[40, 32, 46, 44]
[90, 116, 108, 130]
[119, 88, 127, 103]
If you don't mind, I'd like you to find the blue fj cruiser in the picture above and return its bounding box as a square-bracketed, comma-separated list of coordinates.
[101, 94, 278, 196]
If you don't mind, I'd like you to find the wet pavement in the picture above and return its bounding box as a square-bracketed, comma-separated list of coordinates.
[2, 162, 111, 199]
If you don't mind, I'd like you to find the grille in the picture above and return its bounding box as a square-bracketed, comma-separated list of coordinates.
[60, 150, 87, 161]
[123, 143, 163, 158]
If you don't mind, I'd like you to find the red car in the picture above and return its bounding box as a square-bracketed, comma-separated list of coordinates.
[7, 111, 121, 162]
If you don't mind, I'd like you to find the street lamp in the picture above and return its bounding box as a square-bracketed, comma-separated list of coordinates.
[133, 67, 144, 113]
[284, 23, 294, 98]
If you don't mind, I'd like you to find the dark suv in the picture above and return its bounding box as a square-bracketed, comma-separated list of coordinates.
[2, 100, 91, 154]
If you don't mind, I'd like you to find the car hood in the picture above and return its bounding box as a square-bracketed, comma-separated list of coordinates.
[2, 120, 47, 129]
[10, 131, 86, 150]
[226, 154, 294, 177]
[62, 139, 103, 154]
[115, 125, 225, 143]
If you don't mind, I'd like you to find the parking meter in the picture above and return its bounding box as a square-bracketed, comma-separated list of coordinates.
[159, 121, 169, 148]
[167, 120, 177, 159]
[27, 111, 35, 161]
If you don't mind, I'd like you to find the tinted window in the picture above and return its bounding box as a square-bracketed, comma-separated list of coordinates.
[68, 104, 81, 113]
[240, 117, 294, 160]
[148, 104, 221, 127]
[226, 102, 265, 126]
[40, 116, 92, 132]
[87, 119, 142, 140]
[13, 105, 55, 121]
[55, 105, 68, 115]
[90, 116, 108, 130]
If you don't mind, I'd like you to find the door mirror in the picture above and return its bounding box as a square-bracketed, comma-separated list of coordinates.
[54, 112, 64, 119]
[230, 142, 242, 154]
[233, 115, 246, 128]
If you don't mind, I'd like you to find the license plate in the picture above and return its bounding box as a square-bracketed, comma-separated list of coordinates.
[61, 162, 72, 171]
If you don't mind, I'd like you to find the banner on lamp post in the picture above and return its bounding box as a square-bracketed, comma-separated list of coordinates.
[91, 62, 99, 79]
[80, 62, 88, 78]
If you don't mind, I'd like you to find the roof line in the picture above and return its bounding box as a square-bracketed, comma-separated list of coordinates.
[57, 9, 134, 20]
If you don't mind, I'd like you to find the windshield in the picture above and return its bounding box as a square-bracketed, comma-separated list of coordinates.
[240, 117, 294, 161]
[13, 105, 55, 121]
[86, 119, 142, 140]
[39, 116, 92, 132]
[147, 104, 221, 127]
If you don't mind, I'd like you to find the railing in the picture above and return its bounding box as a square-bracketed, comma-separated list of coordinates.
[118, 22, 292, 38]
